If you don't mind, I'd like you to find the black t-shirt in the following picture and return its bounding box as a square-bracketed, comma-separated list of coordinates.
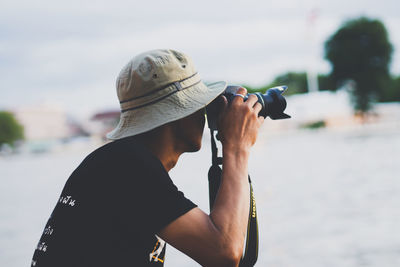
[31, 137, 197, 267]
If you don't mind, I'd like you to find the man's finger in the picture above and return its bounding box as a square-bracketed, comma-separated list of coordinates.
[232, 87, 247, 104]
[246, 94, 258, 107]
[220, 95, 228, 111]
[253, 102, 263, 114]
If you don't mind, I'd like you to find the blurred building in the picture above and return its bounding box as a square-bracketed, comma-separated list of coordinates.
[14, 104, 70, 141]
[86, 110, 120, 139]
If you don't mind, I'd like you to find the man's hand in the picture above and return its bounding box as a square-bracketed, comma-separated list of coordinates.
[158, 87, 264, 267]
[218, 87, 265, 150]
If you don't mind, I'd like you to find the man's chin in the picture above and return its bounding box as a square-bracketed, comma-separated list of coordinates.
[186, 142, 202, 153]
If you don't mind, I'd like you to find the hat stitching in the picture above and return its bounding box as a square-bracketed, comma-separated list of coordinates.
[174, 82, 183, 91]
[119, 72, 198, 104]
[119, 73, 201, 111]
[121, 80, 202, 113]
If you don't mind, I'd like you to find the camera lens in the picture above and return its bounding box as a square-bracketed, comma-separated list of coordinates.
[206, 85, 290, 131]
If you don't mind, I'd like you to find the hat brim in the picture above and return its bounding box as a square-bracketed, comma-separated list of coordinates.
[106, 81, 227, 140]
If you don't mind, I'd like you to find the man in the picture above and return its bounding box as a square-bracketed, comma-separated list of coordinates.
[32, 49, 264, 267]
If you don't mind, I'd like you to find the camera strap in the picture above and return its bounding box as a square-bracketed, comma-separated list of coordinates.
[208, 130, 259, 267]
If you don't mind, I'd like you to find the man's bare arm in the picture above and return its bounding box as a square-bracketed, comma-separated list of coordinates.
[158, 88, 264, 266]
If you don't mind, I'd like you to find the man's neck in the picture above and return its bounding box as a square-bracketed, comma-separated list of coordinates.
[132, 126, 183, 172]
[149, 144, 181, 172]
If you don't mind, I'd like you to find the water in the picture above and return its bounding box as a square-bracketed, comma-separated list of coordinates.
[1, 125, 399, 267]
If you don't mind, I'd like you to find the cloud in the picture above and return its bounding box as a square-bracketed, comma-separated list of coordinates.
[1, 0, 399, 117]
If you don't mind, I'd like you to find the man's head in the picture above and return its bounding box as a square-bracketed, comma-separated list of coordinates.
[134, 107, 206, 156]
[170, 107, 206, 152]
[107, 49, 227, 141]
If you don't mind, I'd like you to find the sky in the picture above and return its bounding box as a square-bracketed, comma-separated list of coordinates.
[1, 0, 399, 118]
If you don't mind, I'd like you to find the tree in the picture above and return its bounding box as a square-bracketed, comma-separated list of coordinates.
[389, 76, 400, 101]
[245, 72, 308, 95]
[380, 75, 400, 102]
[317, 74, 335, 91]
[245, 72, 336, 95]
[0, 111, 24, 146]
[324, 17, 393, 112]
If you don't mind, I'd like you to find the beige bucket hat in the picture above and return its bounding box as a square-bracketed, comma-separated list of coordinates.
[107, 49, 227, 140]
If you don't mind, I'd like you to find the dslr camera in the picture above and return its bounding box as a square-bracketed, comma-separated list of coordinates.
[206, 85, 291, 131]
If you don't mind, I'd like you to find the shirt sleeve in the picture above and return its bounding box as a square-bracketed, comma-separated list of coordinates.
[114, 156, 197, 234]
[142, 167, 197, 232]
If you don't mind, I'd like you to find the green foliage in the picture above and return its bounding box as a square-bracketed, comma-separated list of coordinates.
[379, 75, 400, 102]
[324, 17, 393, 112]
[245, 72, 308, 95]
[300, 120, 326, 129]
[244, 84, 263, 94]
[269, 72, 308, 95]
[246, 72, 336, 94]
[318, 74, 335, 91]
[0, 111, 24, 146]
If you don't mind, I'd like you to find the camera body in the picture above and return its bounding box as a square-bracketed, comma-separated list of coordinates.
[206, 85, 291, 131]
